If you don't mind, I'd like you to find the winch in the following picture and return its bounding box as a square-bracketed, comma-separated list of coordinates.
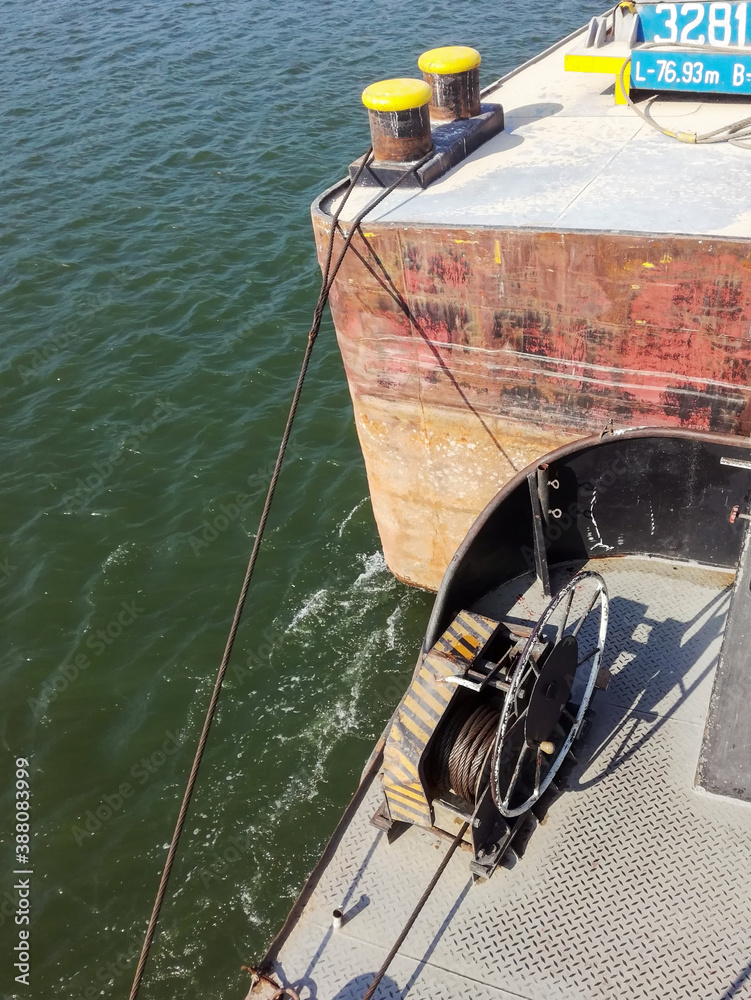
[374, 571, 610, 878]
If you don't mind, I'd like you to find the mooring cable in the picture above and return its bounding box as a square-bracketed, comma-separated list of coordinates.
[127, 147, 434, 1000]
[360, 821, 469, 1000]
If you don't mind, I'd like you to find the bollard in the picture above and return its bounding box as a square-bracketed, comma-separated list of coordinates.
[418, 45, 482, 121]
[361, 78, 433, 163]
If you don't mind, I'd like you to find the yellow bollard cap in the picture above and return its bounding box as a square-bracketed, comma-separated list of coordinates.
[418, 45, 481, 75]
[362, 78, 432, 112]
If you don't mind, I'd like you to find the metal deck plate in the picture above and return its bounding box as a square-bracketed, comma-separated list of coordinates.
[334, 27, 751, 238]
[266, 557, 751, 1000]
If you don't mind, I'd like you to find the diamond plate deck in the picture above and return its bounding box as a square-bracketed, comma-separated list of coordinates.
[263, 557, 751, 1000]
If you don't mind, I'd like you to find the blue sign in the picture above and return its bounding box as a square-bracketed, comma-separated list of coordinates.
[638, 2, 751, 47]
[631, 48, 751, 91]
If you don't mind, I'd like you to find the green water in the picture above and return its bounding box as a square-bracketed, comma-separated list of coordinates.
[0, 2, 599, 997]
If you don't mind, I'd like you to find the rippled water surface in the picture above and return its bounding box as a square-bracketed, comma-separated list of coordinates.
[1, 1, 601, 997]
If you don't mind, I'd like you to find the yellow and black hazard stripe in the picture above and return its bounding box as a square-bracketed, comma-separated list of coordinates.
[382, 724, 430, 824]
[433, 609, 498, 664]
[381, 608, 500, 826]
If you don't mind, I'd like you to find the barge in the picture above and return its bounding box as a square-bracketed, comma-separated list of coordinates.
[247, 9, 751, 1000]
[312, 10, 751, 590]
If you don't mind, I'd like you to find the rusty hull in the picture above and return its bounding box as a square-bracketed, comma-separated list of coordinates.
[423, 69, 481, 122]
[313, 206, 751, 589]
[367, 106, 432, 164]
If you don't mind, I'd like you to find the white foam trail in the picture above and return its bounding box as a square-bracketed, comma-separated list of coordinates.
[103, 542, 132, 569]
[337, 497, 368, 538]
[354, 551, 389, 588]
[385, 606, 401, 650]
[289, 588, 327, 628]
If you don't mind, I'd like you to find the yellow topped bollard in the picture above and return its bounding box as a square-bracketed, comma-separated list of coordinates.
[418, 45, 482, 122]
[362, 78, 433, 163]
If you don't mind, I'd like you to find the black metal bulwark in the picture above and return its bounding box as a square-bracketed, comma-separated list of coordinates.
[419, 429, 751, 816]
[426, 429, 751, 651]
[697, 455, 751, 802]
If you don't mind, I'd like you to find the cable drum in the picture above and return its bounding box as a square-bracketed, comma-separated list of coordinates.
[432, 703, 500, 804]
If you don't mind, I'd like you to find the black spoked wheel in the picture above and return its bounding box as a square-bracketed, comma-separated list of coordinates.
[490, 571, 609, 818]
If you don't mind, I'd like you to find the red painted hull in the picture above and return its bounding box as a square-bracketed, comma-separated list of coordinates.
[313, 208, 751, 588]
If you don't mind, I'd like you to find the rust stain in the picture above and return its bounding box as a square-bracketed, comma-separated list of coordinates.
[312, 212, 751, 587]
[427, 248, 471, 286]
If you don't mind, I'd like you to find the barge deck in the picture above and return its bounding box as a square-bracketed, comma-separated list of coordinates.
[255, 556, 751, 1000]
[313, 25, 751, 589]
[332, 35, 751, 235]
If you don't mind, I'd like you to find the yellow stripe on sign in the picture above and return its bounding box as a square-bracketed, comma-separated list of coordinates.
[457, 611, 494, 640]
[385, 780, 425, 804]
[405, 694, 437, 729]
[412, 678, 447, 715]
[383, 753, 417, 783]
[393, 750, 419, 777]
[399, 710, 431, 745]
[386, 784, 426, 810]
[387, 789, 428, 820]
[456, 610, 481, 630]
[447, 634, 478, 660]
[419, 666, 451, 698]
[388, 723, 403, 744]
[383, 762, 415, 788]
[444, 635, 471, 656]
[450, 622, 482, 644]
[425, 653, 454, 679]
[563, 53, 630, 104]
[564, 53, 629, 73]
[454, 631, 480, 649]
[472, 613, 496, 638]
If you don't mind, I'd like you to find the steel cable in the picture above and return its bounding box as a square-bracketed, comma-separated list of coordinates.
[360, 821, 469, 1000]
[127, 146, 435, 1000]
[435, 703, 500, 804]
